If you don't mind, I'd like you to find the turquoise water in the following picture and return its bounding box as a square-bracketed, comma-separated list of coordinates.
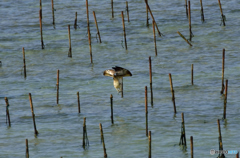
[0, 0, 240, 157]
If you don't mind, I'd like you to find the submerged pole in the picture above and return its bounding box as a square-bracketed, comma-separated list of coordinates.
[110, 94, 114, 124]
[99, 123, 107, 157]
[145, 86, 148, 137]
[29, 93, 39, 135]
[220, 49, 225, 94]
[149, 56, 153, 106]
[93, 11, 102, 43]
[223, 80, 228, 119]
[5, 97, 11, 127]
[121, 11, 127, 50]
[169, 73, 177, 114]
[56, 70, 59, 104]
[68, 25, 72, 57]
[22, 47, 27, 78]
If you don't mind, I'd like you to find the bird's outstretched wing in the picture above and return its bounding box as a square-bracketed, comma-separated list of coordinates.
[112, 66, 132, 77]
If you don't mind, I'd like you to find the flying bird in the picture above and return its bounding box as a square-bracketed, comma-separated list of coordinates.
[103, 66, 132, 93]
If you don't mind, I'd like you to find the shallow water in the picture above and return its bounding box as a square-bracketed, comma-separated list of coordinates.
[0, 0, 240, 157]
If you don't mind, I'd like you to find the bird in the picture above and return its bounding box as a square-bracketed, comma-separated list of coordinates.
[103, 66, 132, 93]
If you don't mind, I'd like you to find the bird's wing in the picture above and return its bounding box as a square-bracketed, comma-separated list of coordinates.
[103, 69, 116, 77]
[112, 66, 132, 77]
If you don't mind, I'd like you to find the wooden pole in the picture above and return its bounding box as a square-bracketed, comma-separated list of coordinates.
[39, 9, 44, 49]
[218, 0, 226, 26]
[188, 0, 193, 41]
[144, 0, 162, 36]
[126, 1, 130, 22]
[152, 20, 157, 56]
[74, 12, 78, 30]
[121, 11, 127, 50]
[88, 28, 93, 63]
[99, 123, 107, 158]
[121, 78, 123, 98]
[148, 131, 151, 158]
[177, 31, 192, 46]
[77, 92, 80, 113]
[22, 47, 27, 78]
[169, 73, 177, 114]
[29, 93, 39, 135]
[93, 11, 102, 43]
[57, 70, 59, 104]
[236, 152, 239, 158]
[110, 94, 114, 124]
[218, 119, 225, 158]
[86, 0, 90, 33]
[146, 0, 149, 27]
[111, 0, 114, 18]
[51, 0, 55, 25]
[179, 113, 187, 147]
[149, 56, 153, 107]
[185, 0, 188, 18]
[26, 139, 29, 158]
[223, 79, 228, 119]
[145, 86, 148, 137]
[5, 97, 11, 127]
[200, 0, 205, 22]
[191, 64, 193, 85]
[40, 0, 42, 17]
[220, 49, 225, 94]
[82, 117, 89, 149]
[68, 25, 72, 57]
[190, 136, 193, 158]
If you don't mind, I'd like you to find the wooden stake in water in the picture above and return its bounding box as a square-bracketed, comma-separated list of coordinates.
[99, 123, 107, 158]
[68, 25, 72, 57]
[51, 0, 55, 25]
[149, 56, 153, 106]
[86, 0, 90, 32]
[177, 31, 192, 46]
[217, 119, 225, 158]
[110, 94, 114, 124]
[200, 0, 205, 22]
[88, 28, 93, 63]
[121, 11, 127, 50]
[236, 152, 239, 158]
[82, 117, 89, 149]
[40, 0, 42, 18]
[5, 97, 11, 127]
[188, 1, 193, 41]
[152, 20, 157, 56]
[111, 0, 114, 18]
[148, 131, 151, 158]
[190, 136, 193, 158]
[144, 0, 162, 36]
[169, 73, 177, 114]
[218, 0, 226, 26]
[145, 86, 148, 137]
[185, 0, 188, 18]
[126, 1, 130, 22]
[220, 49, 225, 94]
[26, 139, 29, 158]
[74, 12, 78, 30]
[22, 47, 27, 78]
[223, 79, 228, 119]
[77, 92, 80, 113]
[39, 9, 44, 49]
[191, 64, 193, 85]
[93, 11, 102, 43]
[146, 0, 149, 27]
[121, 78, 123, 98]
[29, 93, 39, 135]
[179, 113, 187, 147]
[56, 70, 60, 104]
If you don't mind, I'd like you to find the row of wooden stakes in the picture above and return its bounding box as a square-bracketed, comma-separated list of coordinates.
[37, 0, 227, 63]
